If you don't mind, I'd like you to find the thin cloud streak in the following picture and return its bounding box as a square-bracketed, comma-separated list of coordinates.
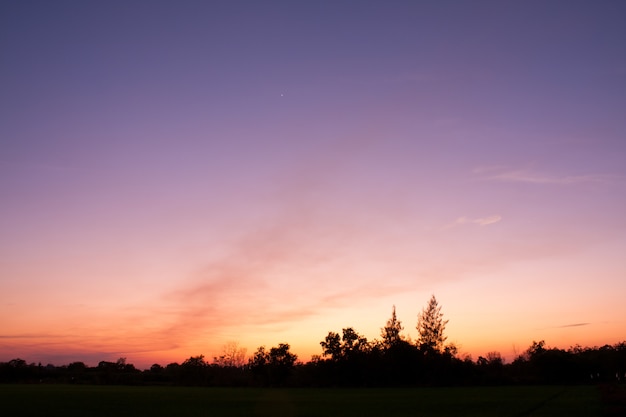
[537, 323, 591, 330]
[443, 215, 502, 230]
[0, 334, 73, 339]
[474, 166, 622, 185]
[555, 323, 591, 328]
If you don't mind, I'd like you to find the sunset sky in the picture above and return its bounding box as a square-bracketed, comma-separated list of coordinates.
[1, 1, 625, 369]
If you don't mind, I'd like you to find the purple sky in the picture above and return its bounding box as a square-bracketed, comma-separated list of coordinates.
[1, 1, 625, 367]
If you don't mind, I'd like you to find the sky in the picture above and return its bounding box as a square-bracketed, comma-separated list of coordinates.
[1, 0, 625, 369]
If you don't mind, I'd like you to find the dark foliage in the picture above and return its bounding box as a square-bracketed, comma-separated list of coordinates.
[2, 340, 624, 387]
[1, 299, 624, 387]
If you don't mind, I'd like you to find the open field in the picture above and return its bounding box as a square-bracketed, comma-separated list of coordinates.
[0, 384, 610, 417]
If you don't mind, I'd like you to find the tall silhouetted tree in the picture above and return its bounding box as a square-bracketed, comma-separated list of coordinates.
[416, 295, 448, 352]
[381, 305, 404, 349]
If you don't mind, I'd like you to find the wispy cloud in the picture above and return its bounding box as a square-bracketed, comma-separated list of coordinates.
[443, 215, 502, 230]
[472, 215, 502, 226]
[473, 166, 621, 185]
[0, 334, 72, 339]
[149, 164, 417, 352]
[555, 323, 590, 328]
[537, 323, 591, 330]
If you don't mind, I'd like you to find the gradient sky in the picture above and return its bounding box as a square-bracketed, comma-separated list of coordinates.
[1, 1, 625, 369]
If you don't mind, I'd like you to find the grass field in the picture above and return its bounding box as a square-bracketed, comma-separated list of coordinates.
[0, 384, 607, 416]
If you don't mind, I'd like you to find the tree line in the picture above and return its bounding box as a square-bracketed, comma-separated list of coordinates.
[1, 296, 624, 387]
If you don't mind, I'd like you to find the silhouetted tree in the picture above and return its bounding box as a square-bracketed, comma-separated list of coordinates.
[0, 359, 34, 382]
[249, 346, 268, 368]
[486, 351, 504, 366]
[341, 328, 369, 359]
[182, 355, 208, 368]
[248, 343, 297, 385]
[416, 295, 448, 353]
[317, 328, 373, 386]
[320, 331, 342, 361]
[67, 361, 87, 372]
[477, 351, 505, 384]
[380, 338, 421, 386]
[381, 305, 404, 349]
[8, 358, 27, 368]
[143, 363, 168, 384]
[526, 340, 547, 359]
[321, 328, 370, 360]
[213, 341, 247, 368]
[93, 358, 139, 384]
[65, 361, 88, 383]
[268, 343, 298, 368]
[180, 355, 209, 385]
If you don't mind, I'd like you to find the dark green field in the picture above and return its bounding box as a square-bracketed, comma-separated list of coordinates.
[0, 384, 609, 416]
